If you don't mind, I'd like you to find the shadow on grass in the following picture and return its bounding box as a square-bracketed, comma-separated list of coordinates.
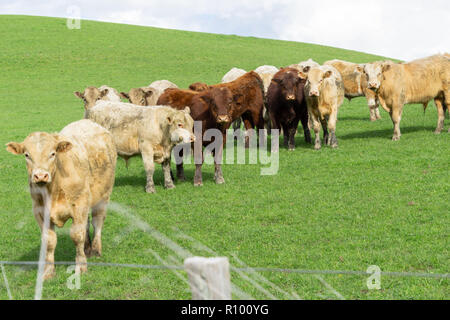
[338, 125, 436, 140]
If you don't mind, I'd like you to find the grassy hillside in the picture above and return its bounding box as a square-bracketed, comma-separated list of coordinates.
[0, 15, 448, 300]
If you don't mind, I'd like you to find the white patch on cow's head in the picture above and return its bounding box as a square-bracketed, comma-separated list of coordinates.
[171, 128, 193, 144]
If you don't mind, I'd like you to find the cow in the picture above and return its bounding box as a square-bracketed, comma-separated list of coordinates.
[6, 119, 117, 279]
[324, 59, 381, 121]
[74, 85, 121, 108]
[157, 87, 235, 186]
[267, 67, 311, 150]
[83, 101, 194, 193]
[120, 80, 178, 106]
[362, 54, 450, 140]
[221, 67, 248, 131]
[189, 82, 210, 92]
[254, 65, 279, 132]
[304, 65, 345, 149]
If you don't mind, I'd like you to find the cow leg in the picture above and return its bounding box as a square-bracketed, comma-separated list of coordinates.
[43, 223, 57, 280]
[90, 201, 107, 257]
[434, 98, 445, 134]
[390, 105, 403, 141]
[84, 216, 92, 257]
[194, 150, 204, 186]
[241, 117, 254, 148]
[328, 112, 338, 148]
[310, 113, 322, 150]
[287, 120, 299, 151]
[162, 159, 175, 189]
[140, 146, 156, 193]
[300, 108, 312, 144]
[70, 208, 89, 275]
[320, 118, 329, 145]
[281, 123, 289, 148]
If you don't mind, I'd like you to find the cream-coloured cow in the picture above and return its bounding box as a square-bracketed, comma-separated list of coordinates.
[324, 59, 381, 121]
[120, 80, 178, 106]
[74, 85, 121, 108]
[304, 65, 345, 149]
[84, 101, 195, 193]
[6, 119, 117, 279]
[362, 54, 450, 140]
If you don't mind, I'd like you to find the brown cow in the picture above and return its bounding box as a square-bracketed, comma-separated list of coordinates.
[6, 120, 117, 279]
[157, 87, 234, 186]
[362, 54, 450, 140]
[267, 67, 311, 150]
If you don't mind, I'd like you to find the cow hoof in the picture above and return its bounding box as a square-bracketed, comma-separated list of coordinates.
[194, 182, 203, 187]
[76, 265, 87, 274]
[331, 143, 338, 148]
[165, 184, 175, 189]
[434, 129, 442, 134]
[145, 186, 156, 193]
[43, 267, 55, 280]
[370, 118, 376, 122]
[90, 249, 101, 257]
[376, 115, 382, 120]
[314, 144, 321, 150]
[215, 177, 225, 184]
[177, 176, 186, 182]
[288, 147, 295, 151]
[392, 136, 400, 141]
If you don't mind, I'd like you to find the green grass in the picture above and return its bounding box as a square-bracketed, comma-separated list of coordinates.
[0, 15, 448, 300]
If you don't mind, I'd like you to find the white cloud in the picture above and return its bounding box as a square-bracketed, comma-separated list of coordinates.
[0, 0, 448, 60]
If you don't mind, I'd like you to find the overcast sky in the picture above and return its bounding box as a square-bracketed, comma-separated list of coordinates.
[1, 0, 449, 60]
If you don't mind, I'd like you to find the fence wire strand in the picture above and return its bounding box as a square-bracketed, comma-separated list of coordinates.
[0, 261, 447, 279]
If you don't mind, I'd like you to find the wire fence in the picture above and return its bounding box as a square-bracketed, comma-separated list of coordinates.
[1, 260, 448, 279]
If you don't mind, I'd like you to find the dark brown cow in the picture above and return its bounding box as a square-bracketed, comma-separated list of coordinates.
[157, 87, 233, 186]
[267, 67, 311, 150]
[189, 82, 210, 92]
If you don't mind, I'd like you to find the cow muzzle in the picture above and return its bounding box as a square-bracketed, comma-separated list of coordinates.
[368, 82, 378, 90]
[216, 115, 231, 124]
[309, 91, 319, 97]
[32, 170, 50, 185]
[286, 94, 295, 101]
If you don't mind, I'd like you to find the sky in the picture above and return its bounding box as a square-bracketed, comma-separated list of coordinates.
[1, 0, 449, 60]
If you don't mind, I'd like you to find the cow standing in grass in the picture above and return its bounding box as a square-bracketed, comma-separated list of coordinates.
[267, 67, 311, 150]
[362, 54, 450, 140]
[158, 87, 235, 185]
[83, 101, 194, 193]
[6, 120, 117, 279]
[305, 65, 345, 149]
[324, 59, 381, 121]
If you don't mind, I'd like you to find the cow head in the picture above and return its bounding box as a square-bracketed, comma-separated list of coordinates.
[362, 61, 393, 90]
[6, 132, 72, 186]
[201, 87, 233, 125]
[272, 70, 302, 101]
[120, 87, 156, 106]
[167, 107, 195, 144]
[74, 86, 109, 109]
[305, 68, 333, 97]
[189, 82, 210, 92]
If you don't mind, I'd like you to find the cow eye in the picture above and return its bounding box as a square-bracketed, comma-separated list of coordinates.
[24, 153, 32, 161]
[50, 152, 56, 158]
[178, 123, 183, 128]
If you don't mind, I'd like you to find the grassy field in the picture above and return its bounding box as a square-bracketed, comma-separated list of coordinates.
[0, 15, 448, 300]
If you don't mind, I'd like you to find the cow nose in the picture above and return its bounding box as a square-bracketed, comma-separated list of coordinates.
[309, 91, 319, 97]
[190, 134, 196, 142]
[33, 173, 49, 184]
[369, 82, 377, 89]
[286, 95, 295, 100]
[217, 115, 231, 123]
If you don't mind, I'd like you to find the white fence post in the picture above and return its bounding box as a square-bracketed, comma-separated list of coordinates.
[184, 257, 231, 300]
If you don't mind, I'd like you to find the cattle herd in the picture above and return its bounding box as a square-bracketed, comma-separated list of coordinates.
[5, 53, 449, 279]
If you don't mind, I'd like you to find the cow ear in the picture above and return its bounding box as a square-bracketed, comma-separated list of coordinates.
[323, 70, 332, 79]
[354, 65, 364, 73]
[74, 91, 83, 99]
[200, 94, 212, 105]
[382, 62, 392, 72]
[56, 141, 72, 153]
[143, 88, 154, 97]
[6, 142, 24, 155]
[120, 92, 129, 100]
[298, 71, 308, 79]
[272, 78, 282, 84]
[167, 116, 173, 124]
[100, 89, 109, 98]
[184, 106, 191, 114]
